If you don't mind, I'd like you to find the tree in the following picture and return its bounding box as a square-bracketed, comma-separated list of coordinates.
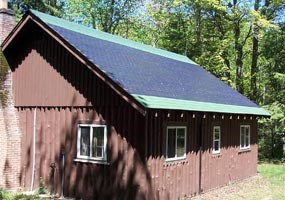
[259, 102, 285, 159]
[249, 0, 285, 102]
[250, 0, 260, 101]
[8, 0, 65, 19]
[66, 0, 142, 34]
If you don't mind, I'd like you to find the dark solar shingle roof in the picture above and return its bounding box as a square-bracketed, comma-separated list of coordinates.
[49, 24, 257, 107]
[26, 10, 269, 116]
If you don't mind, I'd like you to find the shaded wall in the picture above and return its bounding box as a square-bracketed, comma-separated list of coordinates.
[18, 106, 149, 199]
[6, 21, 150, 199]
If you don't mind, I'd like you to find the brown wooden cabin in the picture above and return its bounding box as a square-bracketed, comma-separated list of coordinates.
[1, 10, 269, 200]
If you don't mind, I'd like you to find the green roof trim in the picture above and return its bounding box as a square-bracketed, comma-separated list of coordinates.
[29, 9, 196, 65]
[132, 94, 270, 116]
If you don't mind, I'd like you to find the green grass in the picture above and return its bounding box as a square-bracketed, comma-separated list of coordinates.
[0, 188, 40, 200]
[258, 163, 285, 200]
[191, 163, 285, 200]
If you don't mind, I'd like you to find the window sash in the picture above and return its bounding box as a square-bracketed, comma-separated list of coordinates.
[77, 124, 107, 161]
[166, 126, 187, 161]
[240, 125, 250, 149]
[213, 126, 221, 154]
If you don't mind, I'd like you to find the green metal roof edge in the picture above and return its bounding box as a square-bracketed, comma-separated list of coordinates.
[132, 94, 270, 116]
[29, 9, 196, 65]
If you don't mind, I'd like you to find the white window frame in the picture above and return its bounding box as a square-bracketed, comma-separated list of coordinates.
[165, 126, 187, 161]
[212, 126, 221, 154]
[240, 125, 250, 149]
[76, 124, 107, 162]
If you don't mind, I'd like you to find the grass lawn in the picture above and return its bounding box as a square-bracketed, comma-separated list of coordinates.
[191, 163, 285, 200]
[258, 163, 285, 200]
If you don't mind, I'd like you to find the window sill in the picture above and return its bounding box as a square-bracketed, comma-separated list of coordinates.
[163, 159, 188, 167]
[238, 148, 251, 154]
[74, 158, 109, 165]
[164, 156, 187, 166]
[212, 153, 222, 158]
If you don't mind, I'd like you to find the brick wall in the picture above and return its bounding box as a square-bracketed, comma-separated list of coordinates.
[0, 8, 22, 190]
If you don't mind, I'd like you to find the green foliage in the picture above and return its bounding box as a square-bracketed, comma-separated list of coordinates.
[261, 27, 285, 104]
[8, 0, 65, 20]
[0, 188, 40, 200]
[259, 102, 285, 160]
[66, 0, 142, 34]
[36, 177, 48, 195]
[0, 48, 9, 107]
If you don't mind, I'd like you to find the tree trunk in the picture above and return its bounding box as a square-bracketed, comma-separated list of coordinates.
[271, 127, 274, 158]
[250, 0, 260, 102]
[101, 0, 115, 33]
[222, 51, 231, 82]
[194, 4, 202, 57]
[234, 20, 244, 94]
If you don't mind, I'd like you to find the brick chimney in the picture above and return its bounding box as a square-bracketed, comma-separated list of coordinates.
[0, 0, 15, 43]
[0, 0, 21, 190]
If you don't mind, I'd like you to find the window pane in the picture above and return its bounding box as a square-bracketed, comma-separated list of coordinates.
[92, 127, 105, 158]
[213, 127, 220, 153]
[177, 128, 185, 157]
[245, 132, 249, 147]
[214, 141, 219, 151]
[167, 128, 176, 158]
[241, 131, 245, 147]
[80, 127, 90, 156]
[214, 131, 220, 140]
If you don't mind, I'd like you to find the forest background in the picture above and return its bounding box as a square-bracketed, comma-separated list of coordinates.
[7, 0, 285, 161]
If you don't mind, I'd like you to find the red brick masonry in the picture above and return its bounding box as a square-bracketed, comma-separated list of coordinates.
[0, 8, 21, 190]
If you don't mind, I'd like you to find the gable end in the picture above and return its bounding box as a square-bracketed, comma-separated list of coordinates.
[2, 11, 147, 115]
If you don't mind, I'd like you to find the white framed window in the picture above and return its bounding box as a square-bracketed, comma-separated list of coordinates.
[240, 125, 250, 149]
[213, 126, 221, 154]
[77, 124, 107, 162]
[166, 126, 187, 161]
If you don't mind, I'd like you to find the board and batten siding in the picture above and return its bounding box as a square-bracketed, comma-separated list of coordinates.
[144, 110, 258, 200]
[18, 106, 149, 199]
[5, 19, 258, 200]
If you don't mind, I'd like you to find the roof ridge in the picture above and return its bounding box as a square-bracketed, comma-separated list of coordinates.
[29, 9, 197, 65]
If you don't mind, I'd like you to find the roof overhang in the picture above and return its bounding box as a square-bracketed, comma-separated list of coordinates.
[133, 94, 271, 117]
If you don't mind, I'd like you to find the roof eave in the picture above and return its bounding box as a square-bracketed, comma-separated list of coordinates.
[1, 11, 31, 50]
[133, 94, 271, 118]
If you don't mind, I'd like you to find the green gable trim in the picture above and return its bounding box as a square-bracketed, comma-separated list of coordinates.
[30, 10, 196, 65]
[132, 94, 270, 116]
